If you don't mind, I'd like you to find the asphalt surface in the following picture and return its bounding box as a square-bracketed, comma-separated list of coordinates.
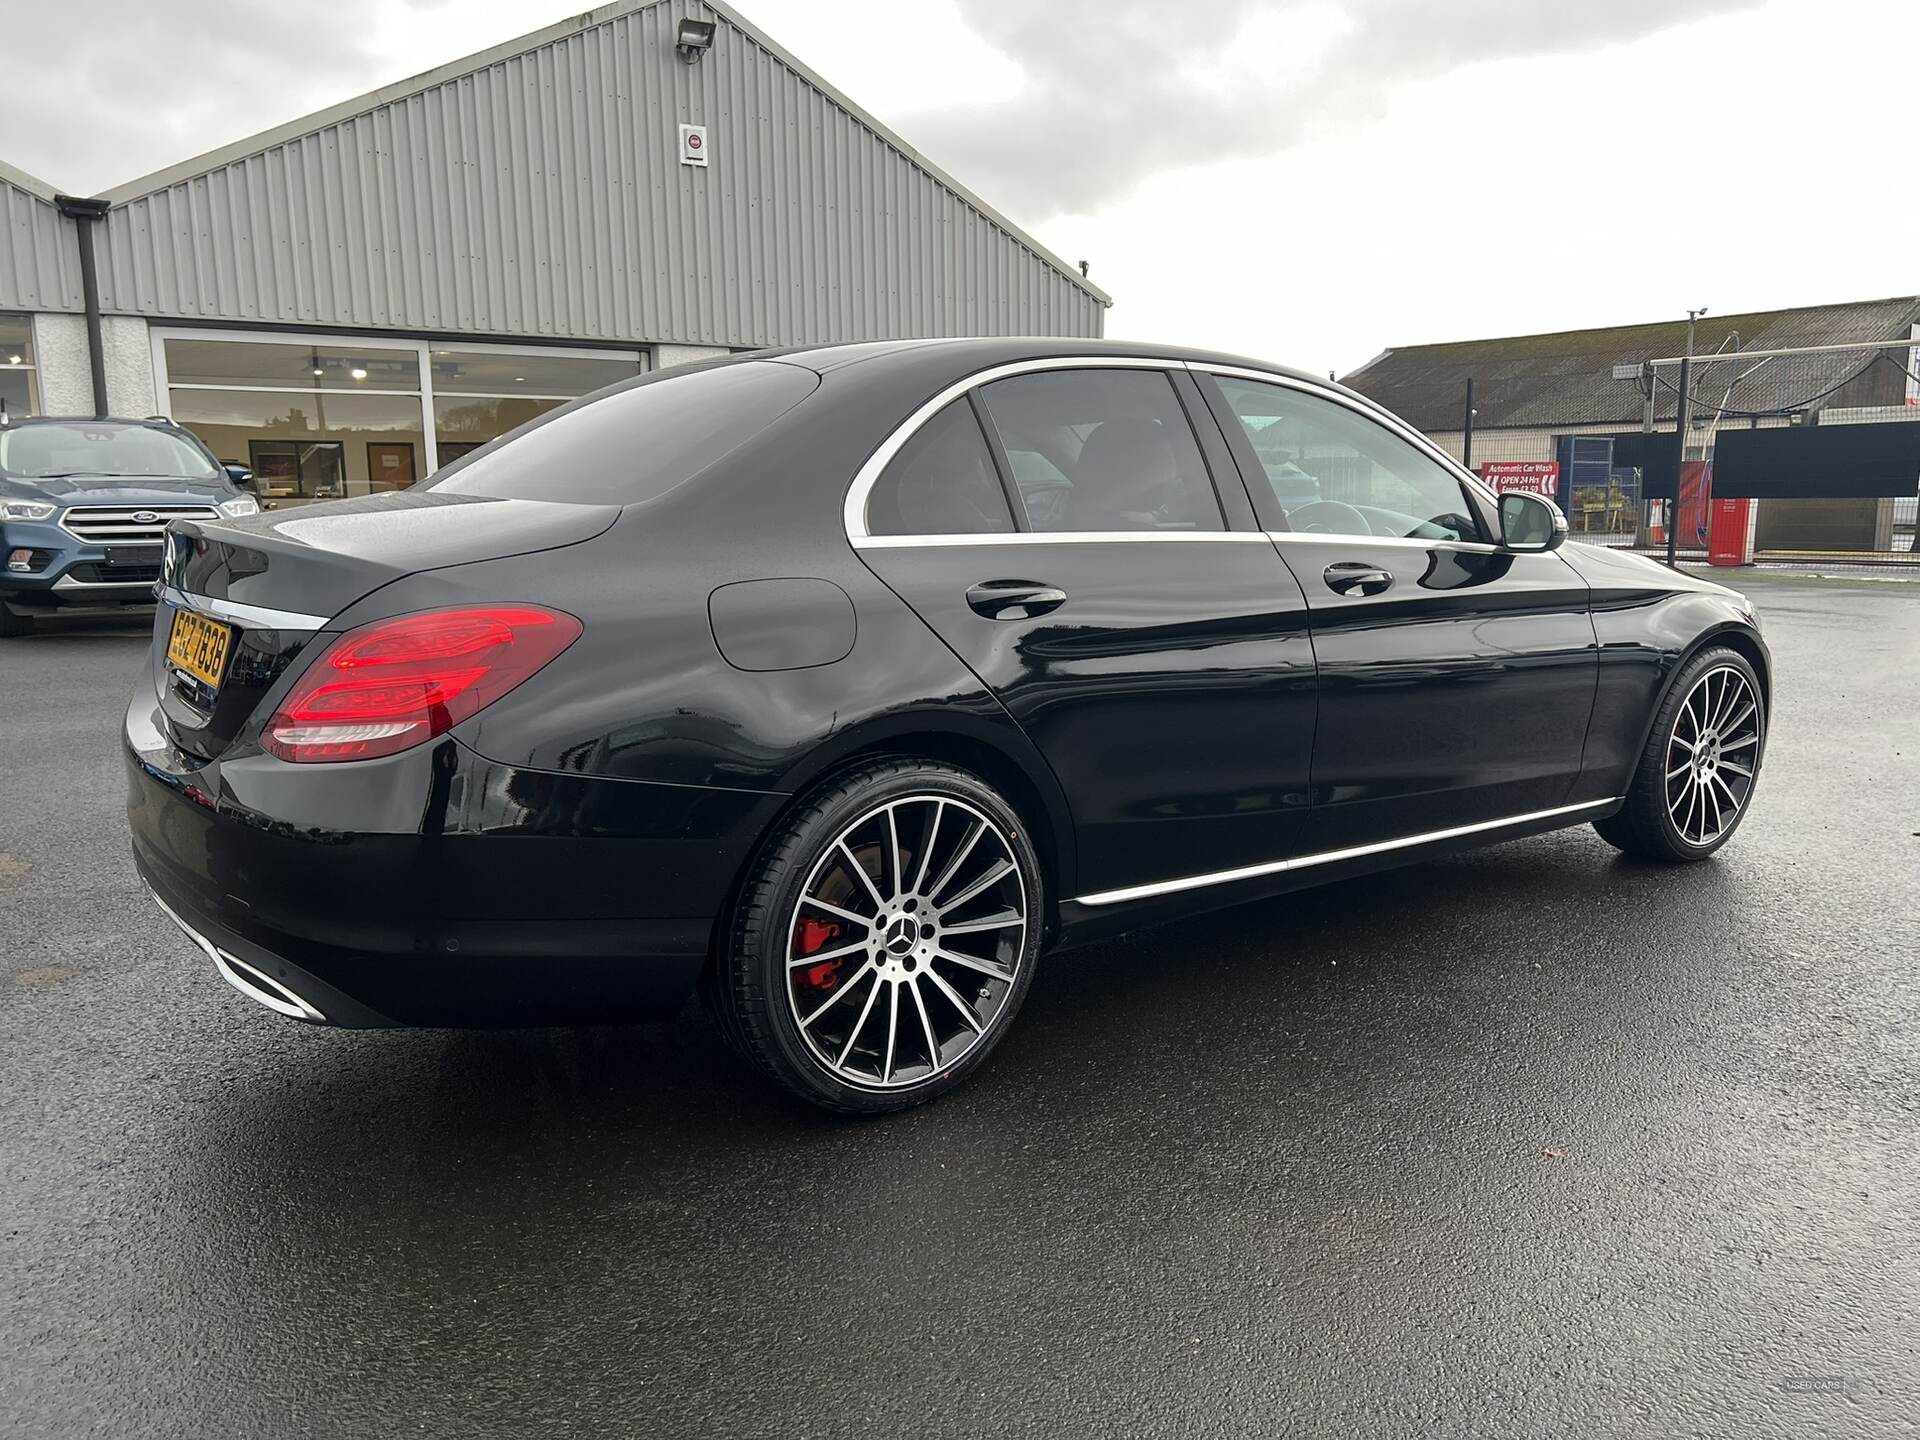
[3, 571, 1917, 1439]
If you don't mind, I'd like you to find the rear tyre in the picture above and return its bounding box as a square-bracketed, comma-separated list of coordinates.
[1593, 645, 1764, 862]
[704, 758, 1042, 1114]
[0, 600, 33, 638]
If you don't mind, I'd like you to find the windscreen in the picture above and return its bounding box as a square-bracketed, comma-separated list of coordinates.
[422, 360, 819, 506]
[0, 423, 220, 480]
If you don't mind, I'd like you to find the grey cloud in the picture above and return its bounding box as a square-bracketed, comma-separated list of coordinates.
[905, 0, 1766, 217]
[0, 1, 410, 193]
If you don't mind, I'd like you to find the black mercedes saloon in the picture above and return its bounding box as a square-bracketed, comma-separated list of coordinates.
[127, 338, 1770, 1112]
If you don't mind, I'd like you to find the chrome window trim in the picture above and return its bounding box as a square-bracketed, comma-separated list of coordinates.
[844, 354, 1219, 547]
[1194, 361, 1502, 510]
[1265, 530, 1501, 555]
[156, 584, 329, 632]
[842, 353, 1502, 549]
[1072, 798, 1620, 907]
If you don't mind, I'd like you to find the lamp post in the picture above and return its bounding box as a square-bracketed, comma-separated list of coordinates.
[1667, 307, 1706, 569]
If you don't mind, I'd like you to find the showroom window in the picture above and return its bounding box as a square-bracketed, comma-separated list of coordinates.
[155, 331, 644, 506]
[1, 315, 39, 419]
[430, 348, 643, 464]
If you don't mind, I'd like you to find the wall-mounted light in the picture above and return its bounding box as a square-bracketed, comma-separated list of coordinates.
[676, 17, 716, 63]
[312, 367, 324, 376]
[350, 367, 369, 380]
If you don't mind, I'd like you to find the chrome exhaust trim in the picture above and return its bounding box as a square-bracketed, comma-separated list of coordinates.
[147, 885, 330, 1024]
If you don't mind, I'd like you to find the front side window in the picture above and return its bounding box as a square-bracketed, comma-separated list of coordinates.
[979, 369, 1222, 533]
[866, 400, 1015, 537]
[1212, 376, 1482, 541]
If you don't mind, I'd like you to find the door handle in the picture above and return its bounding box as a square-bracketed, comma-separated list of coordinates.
[1323, 562, 1394, 597]
[965, 579, 1068, 620]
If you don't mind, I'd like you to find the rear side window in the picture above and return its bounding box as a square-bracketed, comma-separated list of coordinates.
[423, 360, 817, 505]
[866, 400, 1016, 537]
[978, 369, 1222, 532]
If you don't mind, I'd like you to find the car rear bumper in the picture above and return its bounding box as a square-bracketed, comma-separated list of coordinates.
[125, 689, 785, 1027]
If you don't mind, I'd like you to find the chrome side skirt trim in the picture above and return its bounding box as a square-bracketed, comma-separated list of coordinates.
[1072, 798, 1620, 907]
[156, 584, 329, 632]
[148, 885, 329, 1023]
[855, 531, 1273, 549]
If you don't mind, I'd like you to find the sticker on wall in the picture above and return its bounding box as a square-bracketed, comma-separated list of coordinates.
[679, 124, 709, 168]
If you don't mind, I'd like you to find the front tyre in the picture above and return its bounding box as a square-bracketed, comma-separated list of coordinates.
[705, 758, 1042, 1114]
[1594, 645, 1765, 862]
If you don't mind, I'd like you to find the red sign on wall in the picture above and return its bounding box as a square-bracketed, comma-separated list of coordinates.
[1478, 460, 1560, 498]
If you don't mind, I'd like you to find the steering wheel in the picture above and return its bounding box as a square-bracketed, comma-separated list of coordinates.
[1286, 500, 1371, 536]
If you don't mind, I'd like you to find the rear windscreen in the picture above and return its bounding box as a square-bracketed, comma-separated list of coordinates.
[421, 359, 818, 506]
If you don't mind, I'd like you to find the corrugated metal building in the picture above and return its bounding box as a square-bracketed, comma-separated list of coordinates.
[0, 0, 1107, 501]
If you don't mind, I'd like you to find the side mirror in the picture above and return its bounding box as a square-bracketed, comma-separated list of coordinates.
[1498, 491, 1567, 552]
[223, 463, 254, 490]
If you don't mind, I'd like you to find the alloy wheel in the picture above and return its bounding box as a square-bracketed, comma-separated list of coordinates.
[784, 793, 1028, 1090]
[1664, 664, 1762, 847]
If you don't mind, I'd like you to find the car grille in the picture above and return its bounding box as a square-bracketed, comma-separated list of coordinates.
[60, 504, 220, 546]
[68, 561, 163, 584]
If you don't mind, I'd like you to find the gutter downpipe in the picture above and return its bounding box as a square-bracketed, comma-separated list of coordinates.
[54, 195, 112, 418]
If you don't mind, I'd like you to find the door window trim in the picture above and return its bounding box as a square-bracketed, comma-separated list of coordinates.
[848, 356, 1246, 547]
[845, 355, 1504, 548]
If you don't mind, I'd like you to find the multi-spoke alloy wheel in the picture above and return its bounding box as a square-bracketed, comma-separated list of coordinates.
[706, 759, 1042, 1113]
[1663, 664, 1761, 847]
[787, 794, 1026, 1089]
[1593, 645, 1767, 863]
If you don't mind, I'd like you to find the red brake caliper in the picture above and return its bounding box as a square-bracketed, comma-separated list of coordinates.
[795, 918, 844, 989]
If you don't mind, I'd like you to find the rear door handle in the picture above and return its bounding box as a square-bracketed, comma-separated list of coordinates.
[965, 579, 1068, 620]
[1323, 562, 1394, 597]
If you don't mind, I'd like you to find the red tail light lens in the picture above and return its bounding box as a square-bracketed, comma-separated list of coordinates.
[263, 604, 582, 763]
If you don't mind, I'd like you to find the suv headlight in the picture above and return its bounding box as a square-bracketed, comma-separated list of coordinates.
[0, 498, 57, 522]
[218, 495, 260, 518]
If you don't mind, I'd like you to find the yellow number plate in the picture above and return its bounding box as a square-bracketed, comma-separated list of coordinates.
[166, 607, 234, 689]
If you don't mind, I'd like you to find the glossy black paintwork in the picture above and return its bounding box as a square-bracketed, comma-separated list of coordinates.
[166, 489, 618, 615]
[709, 577, 857, 670]
[861, 538, 1318, 895]
[1272, 541, 1599, 850]
[125, 336, 1768, 1028]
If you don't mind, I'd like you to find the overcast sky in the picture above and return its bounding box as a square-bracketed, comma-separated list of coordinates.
[4, 0, 1915, 372]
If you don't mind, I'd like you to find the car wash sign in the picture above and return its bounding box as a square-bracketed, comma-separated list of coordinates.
[1478, 460, 1560, 498]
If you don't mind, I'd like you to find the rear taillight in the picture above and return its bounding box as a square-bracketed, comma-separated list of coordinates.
[263, 605, 582, 763]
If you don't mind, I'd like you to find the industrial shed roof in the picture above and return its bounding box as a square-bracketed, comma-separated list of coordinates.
[1343, 296, 1920, 431]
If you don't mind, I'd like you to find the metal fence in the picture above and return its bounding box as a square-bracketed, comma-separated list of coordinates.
[1453, 338, 1920, 577]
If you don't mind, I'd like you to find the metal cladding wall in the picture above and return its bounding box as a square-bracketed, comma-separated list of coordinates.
[0, 176, 80, 313]
[89, 2, 1104, 345]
